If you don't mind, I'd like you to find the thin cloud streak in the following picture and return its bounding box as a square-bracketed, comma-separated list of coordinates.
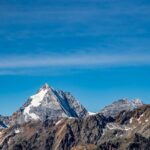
[0, 53, 150, 69]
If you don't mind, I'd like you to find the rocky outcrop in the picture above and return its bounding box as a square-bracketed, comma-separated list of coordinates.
[97, 133, 150, 150]
[127, 133, 150, 150]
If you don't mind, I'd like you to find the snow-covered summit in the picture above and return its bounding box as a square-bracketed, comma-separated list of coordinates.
[100, 98, 143, 118]
[18, 83, 88, 122]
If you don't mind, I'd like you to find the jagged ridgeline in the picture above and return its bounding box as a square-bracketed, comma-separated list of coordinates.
[0, 84, 149, 150]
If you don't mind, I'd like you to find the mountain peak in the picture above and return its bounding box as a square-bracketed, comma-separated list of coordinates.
[16, 84, 88, 122]
[100, 98, 144, 118]
[41, 83, 50, 90]
[38, 83, 54, 94]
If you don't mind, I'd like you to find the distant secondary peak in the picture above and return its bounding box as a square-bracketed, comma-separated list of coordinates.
[132, 99, 143, 105]
[113, 98, 143, 106]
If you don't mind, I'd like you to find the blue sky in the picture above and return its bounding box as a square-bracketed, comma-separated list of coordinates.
[0, 0, 150, 115]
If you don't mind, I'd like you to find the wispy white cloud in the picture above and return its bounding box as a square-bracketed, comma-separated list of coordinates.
[0, 52, 150, 70]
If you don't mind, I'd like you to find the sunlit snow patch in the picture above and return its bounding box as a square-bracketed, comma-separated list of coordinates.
[15, 129, 20, 134]
[23, 87, 49, 120]
[88, 112, 96, 115]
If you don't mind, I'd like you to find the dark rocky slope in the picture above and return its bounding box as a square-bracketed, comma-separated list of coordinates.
[0, 114, 108, 150]
[96, 105, 150, 150]
[0, 105, 149, 150]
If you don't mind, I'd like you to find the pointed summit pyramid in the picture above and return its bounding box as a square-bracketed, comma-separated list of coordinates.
[16, 83, 88, 123]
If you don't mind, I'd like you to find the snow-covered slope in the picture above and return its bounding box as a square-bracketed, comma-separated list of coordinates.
[100, 99, 143, 118]
[17, 83, 88, 122]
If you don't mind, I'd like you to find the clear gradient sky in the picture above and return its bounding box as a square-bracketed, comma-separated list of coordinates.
[0, 0, 150, 115]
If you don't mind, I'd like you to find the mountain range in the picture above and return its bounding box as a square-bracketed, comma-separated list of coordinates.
[0, 83, 149, 150]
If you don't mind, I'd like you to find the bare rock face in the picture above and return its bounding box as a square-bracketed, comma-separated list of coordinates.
[115, 104, 150, 126]
[99, 98, 143, 118]
[97, 105, 150, 150]
[127, 133, 150, 150]
[0, 114, 108, 150]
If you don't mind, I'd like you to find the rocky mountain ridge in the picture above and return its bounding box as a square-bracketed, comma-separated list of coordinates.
[0, 83, 149, 150]
[0, 105, 149, 150]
